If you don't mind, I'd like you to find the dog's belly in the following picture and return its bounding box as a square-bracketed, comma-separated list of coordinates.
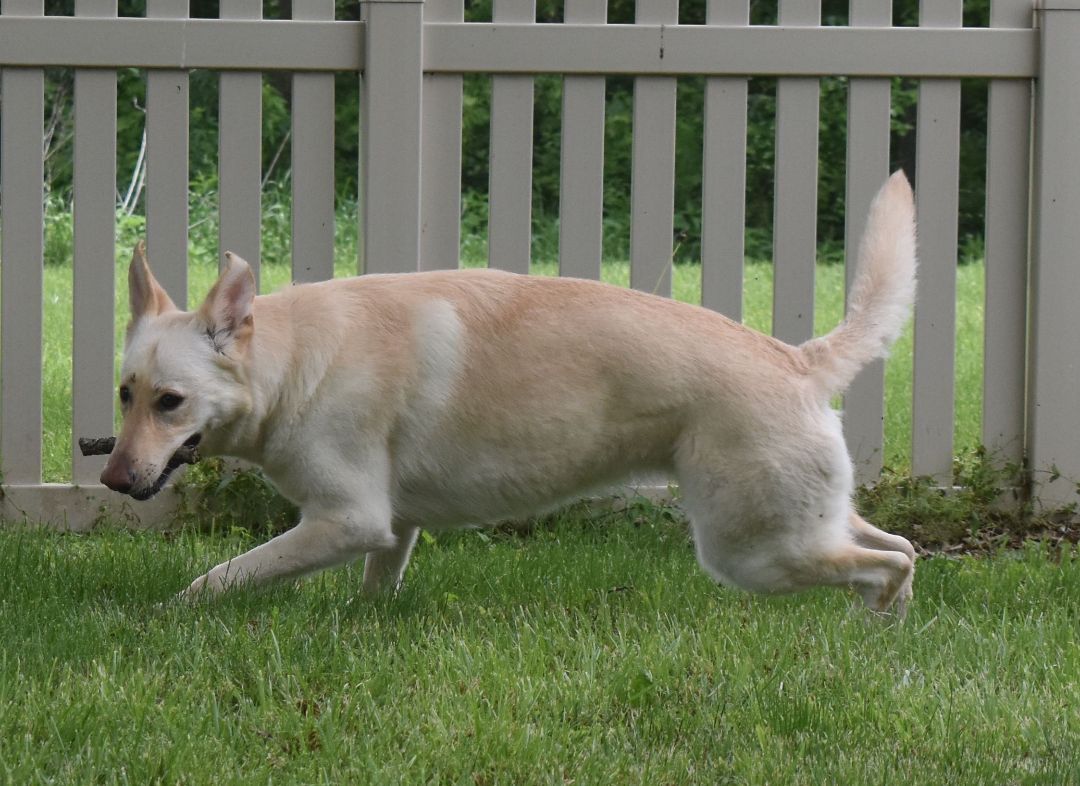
[390, 425, 674, 530]
[392, 470, 624, 530]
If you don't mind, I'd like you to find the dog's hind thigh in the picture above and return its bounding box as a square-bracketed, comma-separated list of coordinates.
[362, 524, 420, 594]
[677, 462, 913, 614]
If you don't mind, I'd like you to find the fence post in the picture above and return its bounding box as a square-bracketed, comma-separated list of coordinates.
[1029, 0, 1080, 509]
[360, 0, 425, 274]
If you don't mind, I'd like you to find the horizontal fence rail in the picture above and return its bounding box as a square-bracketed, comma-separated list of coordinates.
[0, 17, 1038, 76]
[0, 0, 1067, 528]
[0, 17, 365, 70]
[424, 24, 1038, 78]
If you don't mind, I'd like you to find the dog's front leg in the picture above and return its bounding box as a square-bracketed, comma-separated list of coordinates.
[362, 524, 420, 595]
[182, 503, 395, 597]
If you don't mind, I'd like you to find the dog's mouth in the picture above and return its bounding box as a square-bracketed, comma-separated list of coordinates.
[129, 433, 202, 501]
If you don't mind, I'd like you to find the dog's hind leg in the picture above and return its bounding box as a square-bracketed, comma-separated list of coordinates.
[362, 524, 420, 595]
[849, 512, 915, 559]
[677, 462, 914, 615]
[691, 512, 914, 615]
[808, 541, 914, 616]
[848, 512, 915, 610]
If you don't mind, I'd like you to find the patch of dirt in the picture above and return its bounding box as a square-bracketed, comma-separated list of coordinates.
[914, 520, 1080, 558]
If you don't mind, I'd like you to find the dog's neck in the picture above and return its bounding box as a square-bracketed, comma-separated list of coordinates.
[201, 288, 343, 466]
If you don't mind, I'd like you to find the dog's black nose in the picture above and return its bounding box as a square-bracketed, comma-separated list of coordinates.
[100, 464, 134, 494]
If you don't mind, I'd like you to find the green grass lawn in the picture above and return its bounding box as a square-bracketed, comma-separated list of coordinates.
[40, 253, 984, 482]
[1, 512, 1077, 784]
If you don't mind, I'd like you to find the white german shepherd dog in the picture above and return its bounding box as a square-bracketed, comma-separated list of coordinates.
[101, 172, 917, 613]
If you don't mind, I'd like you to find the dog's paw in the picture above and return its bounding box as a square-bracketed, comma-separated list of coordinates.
[885, 563, 915, 619]
[178, 572, 216, 601]
[851, 577, 913, 621]
[891, 579, 914, 620]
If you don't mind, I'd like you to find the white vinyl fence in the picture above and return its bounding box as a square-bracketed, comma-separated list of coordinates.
[1, 0, 1078, 529]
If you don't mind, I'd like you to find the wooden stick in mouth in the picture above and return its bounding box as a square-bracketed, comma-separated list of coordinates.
[78, 436, 201, 466]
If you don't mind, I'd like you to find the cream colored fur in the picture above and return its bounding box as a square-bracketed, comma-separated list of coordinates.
[101, 171, 918, 614]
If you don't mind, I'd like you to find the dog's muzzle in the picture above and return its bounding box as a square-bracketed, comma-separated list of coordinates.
[129, 433, 202, 501]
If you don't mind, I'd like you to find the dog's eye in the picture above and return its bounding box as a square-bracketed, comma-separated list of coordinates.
[119, 386, 131, 405]
[157, 393, 184, 411]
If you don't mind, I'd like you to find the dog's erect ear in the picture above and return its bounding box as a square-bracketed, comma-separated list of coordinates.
[197, 251, 256, 356]
[128, 241, 178, 320]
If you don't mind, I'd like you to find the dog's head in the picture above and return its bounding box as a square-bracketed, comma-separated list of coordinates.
[100, 242, 256, 500]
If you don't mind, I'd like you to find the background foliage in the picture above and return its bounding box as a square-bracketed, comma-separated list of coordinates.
[36, 0, 991, 264]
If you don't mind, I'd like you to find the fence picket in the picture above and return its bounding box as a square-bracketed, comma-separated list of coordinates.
[772, 0, 821, 344]
[701, 0, 749, 318]
[145, 0, 189, 307]
[219, 0, 262, 285]
[488, 0, 535, 274]
[843, 0, 893, 484]
[630, 0, 677, 296]
[420, 0, 464, 271]
[558, 0, 606, 280]
[912, 0, 962, 483]
[982, 0, 1030, 468]
[72, 0, 118, 484]
[291, 0, 335, 282]
[0, 0, 45, 485]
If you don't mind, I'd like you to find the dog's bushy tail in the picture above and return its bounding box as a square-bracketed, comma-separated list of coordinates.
[799, 170, 917, 396]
